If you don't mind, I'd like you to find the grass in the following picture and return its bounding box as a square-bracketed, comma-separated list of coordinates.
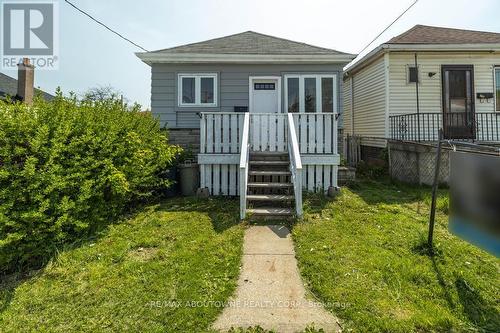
[293, 179, 500, 333]
[0, 197, 244, 333]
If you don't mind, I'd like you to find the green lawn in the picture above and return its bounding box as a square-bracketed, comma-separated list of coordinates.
[2, 181, 499, 333]
[293, 180, 500, 333]
[0, 197, 244, 333]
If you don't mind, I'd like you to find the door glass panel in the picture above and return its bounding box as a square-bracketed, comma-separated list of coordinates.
[304, 78, 316, 113]
[200, 77, 214, 104]
[449, 70, 466, 113]
[495, 69, 500, 111]
[287, 78, 299, 112]
[182, 77, 195, 104]
[321, 77, 333, 113]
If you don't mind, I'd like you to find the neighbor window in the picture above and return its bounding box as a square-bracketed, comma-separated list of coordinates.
[495, 67, 500, 111]
[178, 74, 217, 106]
[408, 66, 419, 83]
[285, 74, 336, 113]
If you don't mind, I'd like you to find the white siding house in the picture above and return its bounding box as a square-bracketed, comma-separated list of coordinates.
[344, 25, 500, 157]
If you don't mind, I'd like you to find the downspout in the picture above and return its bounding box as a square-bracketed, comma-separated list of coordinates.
[414, 53, 420, 142]
[350, 76, 354, 135]
[414, 53, 421, 184]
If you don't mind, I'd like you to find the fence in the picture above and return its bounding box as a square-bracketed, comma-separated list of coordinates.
[389, 112, 500, 142]
[343, 134, 361, 167]
[388, 139, 500, 185]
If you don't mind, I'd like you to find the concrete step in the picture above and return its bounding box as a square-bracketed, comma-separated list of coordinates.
[247, 207, 294, 216]
[248, 182, 293, 188]
[249, 170, 291, 176]
[247, 194, 294, 201]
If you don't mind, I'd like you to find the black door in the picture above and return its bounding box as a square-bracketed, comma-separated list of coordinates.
[442, 65, 475, 139]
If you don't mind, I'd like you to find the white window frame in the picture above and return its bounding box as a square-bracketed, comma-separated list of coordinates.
[495, 66, 500, 112]
[177, 73, 218, 107]
[284, 74, 337, 113]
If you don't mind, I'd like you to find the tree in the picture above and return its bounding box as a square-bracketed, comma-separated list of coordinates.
[82, 85, 126, 102]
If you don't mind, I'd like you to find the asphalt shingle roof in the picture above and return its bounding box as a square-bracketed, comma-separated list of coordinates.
[152, 31, 350, 55]
[0, 72, 54, 101]
[387, 25, 500, 44]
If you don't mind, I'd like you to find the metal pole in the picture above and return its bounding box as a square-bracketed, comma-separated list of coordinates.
[428, 128, 443, 248]
[414, 53, 420, 142]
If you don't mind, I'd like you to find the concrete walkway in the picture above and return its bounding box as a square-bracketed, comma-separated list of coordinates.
[213, 225, 341, 333]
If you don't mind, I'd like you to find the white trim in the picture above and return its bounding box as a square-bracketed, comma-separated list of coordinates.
[177, 73, 218, 107]
[495, 66, 500, 112]
[248, 76, 282, 113]
[283, 74, 338, 113]
[301, 154, 340, 165]
[137, 52, 356, 65]
[198, 154, 239, 164]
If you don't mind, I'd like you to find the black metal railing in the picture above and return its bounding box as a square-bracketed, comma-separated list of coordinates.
[389, 112, 500, 142]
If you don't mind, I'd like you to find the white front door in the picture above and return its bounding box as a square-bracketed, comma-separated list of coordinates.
[249, 77, 281, 113]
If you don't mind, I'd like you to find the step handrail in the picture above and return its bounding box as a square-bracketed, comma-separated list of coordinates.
[239, 113, 250, 219]
[287, 113, 303, 217]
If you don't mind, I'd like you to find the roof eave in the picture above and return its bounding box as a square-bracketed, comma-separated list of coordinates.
[135, 52, 356, 65]
[344, 43, 500, 76]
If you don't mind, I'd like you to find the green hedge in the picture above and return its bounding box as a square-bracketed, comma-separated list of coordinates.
[0, 93, 181, 273]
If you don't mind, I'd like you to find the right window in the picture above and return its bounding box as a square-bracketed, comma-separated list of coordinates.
[285, 74, 337, 113]
[495, 67, 500, 111]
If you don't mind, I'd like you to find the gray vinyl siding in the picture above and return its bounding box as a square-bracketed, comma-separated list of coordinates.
[150, 63, 346, 128]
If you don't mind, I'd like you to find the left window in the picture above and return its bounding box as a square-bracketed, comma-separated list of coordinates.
[178, 74, 217, 107]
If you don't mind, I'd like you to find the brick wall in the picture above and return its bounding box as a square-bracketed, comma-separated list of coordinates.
[168, 128, 200, 154]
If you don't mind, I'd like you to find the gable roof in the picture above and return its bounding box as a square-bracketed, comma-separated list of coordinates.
[137, 31, 356, 64]
[345, 25, 500, 75]
[153, 31, 350, 55]
[387, 25, 500, 44]
[0, 72, 54, 101]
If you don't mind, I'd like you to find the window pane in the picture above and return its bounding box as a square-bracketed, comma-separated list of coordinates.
[304, 78, 316, 113]
[201, 77, 214, 104]
[321, 77, 333, 113]
[496, 68, 500, 111]
[182, 77, 195, 104]
[408, 67, 418, 83]
[287, 78, 299, 112]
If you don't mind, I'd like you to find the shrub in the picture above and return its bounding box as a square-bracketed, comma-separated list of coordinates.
[0, 92, 181, 273]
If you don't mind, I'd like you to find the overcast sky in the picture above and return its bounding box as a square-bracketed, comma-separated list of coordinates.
[2, 0, 499, 107]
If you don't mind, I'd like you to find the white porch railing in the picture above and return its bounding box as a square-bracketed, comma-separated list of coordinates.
[288, 114, 303, 217]
[239, 113, 250, 219]
[250, 113, 288, 152]
[200, 112, 338, 154]
[292, 113, 337, 154]
[199, 112, 339, 197]
[200, 112, 245, 153]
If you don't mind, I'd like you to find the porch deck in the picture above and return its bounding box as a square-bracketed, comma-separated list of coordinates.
[198, 112, 340, 218]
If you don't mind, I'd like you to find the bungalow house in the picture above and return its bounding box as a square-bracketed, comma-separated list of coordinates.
[343, 25, 500, 162]
[136, 31, 355, 218]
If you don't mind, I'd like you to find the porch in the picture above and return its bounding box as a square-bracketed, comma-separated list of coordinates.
[198, 112, 339, 218]
[389, 112, 500, 143]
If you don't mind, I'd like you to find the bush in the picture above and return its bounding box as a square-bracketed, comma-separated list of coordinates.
[0, 92, 181, 273]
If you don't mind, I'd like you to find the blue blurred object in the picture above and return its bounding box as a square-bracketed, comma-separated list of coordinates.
[449, 152, 500, 257]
